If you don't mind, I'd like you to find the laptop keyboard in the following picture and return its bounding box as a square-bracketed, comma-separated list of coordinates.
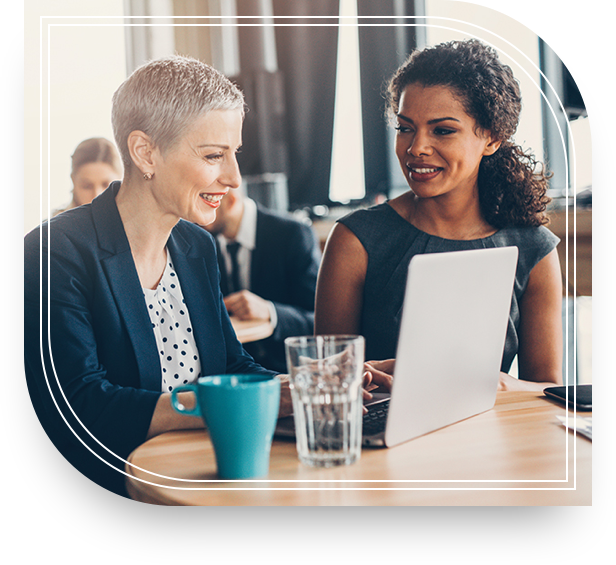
[362, 399, 390, 436]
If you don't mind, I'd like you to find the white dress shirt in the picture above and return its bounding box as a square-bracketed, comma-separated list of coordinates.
[143, 249, 202, 391]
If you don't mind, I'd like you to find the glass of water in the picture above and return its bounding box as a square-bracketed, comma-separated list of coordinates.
[284, 335, 364, 468]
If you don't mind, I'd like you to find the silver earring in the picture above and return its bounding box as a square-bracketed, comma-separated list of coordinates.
[143, 172, 154, 180]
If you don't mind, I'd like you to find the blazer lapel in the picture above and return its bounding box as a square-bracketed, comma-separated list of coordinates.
[101, 253, 162, 392]
[92, 183, 162, 392]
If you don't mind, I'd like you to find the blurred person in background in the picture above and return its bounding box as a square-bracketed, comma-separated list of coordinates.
[52, 137, 122, 216]
[204, 185, 321, 373]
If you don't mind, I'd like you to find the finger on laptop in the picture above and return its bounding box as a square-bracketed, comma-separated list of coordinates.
[364, 359, 395, 392]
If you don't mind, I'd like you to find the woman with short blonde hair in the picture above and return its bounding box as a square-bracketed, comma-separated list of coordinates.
[24, 55, 287, 498]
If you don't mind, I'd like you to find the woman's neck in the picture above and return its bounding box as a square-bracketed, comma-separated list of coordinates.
[115, 178, 177, 289]
[390, 190, 497, 241]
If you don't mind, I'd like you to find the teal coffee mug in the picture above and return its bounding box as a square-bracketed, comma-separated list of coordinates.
[170, 375, 280, 479]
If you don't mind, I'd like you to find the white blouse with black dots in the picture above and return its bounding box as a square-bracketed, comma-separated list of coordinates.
[143, 251, 202, 392]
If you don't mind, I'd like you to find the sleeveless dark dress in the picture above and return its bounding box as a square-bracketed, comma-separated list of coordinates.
[338, 203, 560, 373]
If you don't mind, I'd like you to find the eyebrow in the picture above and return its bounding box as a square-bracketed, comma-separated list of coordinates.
[197, 143, 230, 149]
[396, 114, 461, 125]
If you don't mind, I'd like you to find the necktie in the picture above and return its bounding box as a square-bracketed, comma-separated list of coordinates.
[226, 241, 242, 294]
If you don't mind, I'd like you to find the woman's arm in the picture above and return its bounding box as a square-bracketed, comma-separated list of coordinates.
[315, 224, 393, 394]
[314, 223, 368, 336]
[499, 249, 563, 391]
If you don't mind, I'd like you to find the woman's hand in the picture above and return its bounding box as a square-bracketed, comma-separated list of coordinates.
[363, 359, 395, 392]
[277, 369, 389, 417]
[361, 360, 395, 414]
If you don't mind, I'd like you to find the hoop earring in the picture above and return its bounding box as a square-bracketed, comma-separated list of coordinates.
[143, 172, 154, 181]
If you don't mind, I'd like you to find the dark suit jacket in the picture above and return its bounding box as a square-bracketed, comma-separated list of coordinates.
[240, 205, 321, 373]
[23, 182, 274, 497]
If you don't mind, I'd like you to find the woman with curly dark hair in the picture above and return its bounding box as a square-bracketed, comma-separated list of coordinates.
[315, 39, 563, 391]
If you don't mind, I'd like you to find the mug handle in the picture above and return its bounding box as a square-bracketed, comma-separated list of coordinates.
[170, 384, 201, 416]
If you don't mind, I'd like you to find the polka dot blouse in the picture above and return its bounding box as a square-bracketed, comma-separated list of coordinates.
[143, 251, 202, 392]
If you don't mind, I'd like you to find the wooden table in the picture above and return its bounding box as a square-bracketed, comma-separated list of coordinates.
[125, 391, 591, 506]
[229, 316, 274, 344]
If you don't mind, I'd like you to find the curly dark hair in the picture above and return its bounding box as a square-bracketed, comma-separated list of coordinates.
[386, 39, 551, 227]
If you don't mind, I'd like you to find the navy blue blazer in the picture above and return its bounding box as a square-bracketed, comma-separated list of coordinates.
[23, 182, 275, 497]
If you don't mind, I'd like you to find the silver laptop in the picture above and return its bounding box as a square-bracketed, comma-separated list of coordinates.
[276, 246, 519, 448]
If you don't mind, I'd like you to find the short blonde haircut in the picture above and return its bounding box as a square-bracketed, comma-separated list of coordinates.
[111, 55, 245, 171]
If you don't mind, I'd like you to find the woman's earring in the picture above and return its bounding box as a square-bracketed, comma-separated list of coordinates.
[143, 172, 154, 180]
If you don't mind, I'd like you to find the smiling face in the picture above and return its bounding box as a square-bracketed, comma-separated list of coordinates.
[151, 109, 243, 226]
[394, 84, 500, 202]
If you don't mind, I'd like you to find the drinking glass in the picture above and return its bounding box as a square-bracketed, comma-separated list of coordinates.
[284, 335, 364, 467]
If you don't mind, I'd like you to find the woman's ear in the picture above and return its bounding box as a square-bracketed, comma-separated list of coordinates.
[127, 131, 158, 175]
[483, 136, 502, 157]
